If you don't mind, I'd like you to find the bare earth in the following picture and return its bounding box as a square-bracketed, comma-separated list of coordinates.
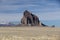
[0, 26, 60, 40]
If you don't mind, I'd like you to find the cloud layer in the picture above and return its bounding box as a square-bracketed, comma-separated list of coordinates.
[0, 0, 60, 13]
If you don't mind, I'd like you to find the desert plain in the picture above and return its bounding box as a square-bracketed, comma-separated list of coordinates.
[0, 26, 60, 40]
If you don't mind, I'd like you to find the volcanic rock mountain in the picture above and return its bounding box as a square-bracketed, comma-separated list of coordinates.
[21, 10, 47, 26]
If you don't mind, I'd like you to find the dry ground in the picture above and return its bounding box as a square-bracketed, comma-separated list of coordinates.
[0, 26, 60, 40]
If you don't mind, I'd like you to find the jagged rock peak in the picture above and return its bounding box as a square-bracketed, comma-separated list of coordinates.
[23, 10, 31, 15]
[24, 10, 30, 13]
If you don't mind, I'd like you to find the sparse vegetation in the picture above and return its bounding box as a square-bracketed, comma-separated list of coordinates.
[0, 27, 59, 40]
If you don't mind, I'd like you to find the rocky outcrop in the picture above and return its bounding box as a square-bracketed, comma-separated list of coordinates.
[21, 10, 46, 26]
[21, 10, 40, 26]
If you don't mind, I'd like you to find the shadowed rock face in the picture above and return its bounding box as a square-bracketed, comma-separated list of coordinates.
[21, 10, 40, 26]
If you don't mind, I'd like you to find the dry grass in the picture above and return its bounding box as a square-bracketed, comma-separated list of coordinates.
[0, 26, 60, 40]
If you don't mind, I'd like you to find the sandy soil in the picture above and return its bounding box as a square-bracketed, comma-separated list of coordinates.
[0, 26, 60, 40]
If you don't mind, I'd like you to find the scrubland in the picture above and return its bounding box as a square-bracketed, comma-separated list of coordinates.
[0, 26, 60, 40]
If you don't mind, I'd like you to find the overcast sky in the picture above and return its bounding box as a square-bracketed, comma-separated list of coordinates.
[0, 0, 60, 26]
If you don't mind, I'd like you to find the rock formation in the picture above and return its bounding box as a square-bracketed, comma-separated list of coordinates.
[21, 10, 40, 26]
[21, 10, 47, 26]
